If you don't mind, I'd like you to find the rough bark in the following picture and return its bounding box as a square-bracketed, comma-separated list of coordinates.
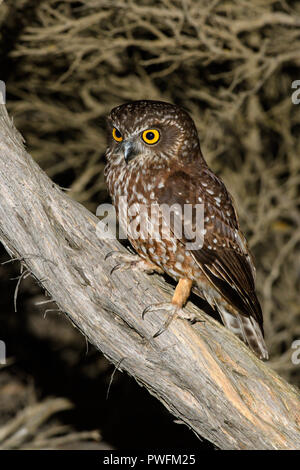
[0, 104, 299, 450]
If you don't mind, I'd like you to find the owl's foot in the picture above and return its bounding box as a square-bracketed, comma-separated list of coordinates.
[142, 278, 195, 337]
[142, 301, 197, 338]
[105, 250, 163, 275]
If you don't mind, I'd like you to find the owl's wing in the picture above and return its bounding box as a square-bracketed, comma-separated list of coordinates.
[156, 168, 263, 329]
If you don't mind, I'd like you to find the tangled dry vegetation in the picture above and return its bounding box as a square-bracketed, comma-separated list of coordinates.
[0, 0, 299, 448]
[0, 393, 101, 449]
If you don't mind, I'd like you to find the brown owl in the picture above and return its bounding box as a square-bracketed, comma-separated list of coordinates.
[104, 100, 268, 360]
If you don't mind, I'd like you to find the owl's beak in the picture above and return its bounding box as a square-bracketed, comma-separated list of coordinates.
[123, 141, 137, 164]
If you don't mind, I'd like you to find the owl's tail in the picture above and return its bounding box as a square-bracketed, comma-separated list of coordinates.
[218, 307, 269, 360]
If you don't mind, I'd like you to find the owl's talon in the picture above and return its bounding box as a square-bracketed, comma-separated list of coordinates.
[142, 304, 154, 320]
[142, 302, 170, 320]
[105, 250, 136, 262]
[106, 251, 142, 275]
[110, 263, 123, 275]
[105, 250, 117, 261]
[106, 250, 162, 276]
[142, 302, 196, 337]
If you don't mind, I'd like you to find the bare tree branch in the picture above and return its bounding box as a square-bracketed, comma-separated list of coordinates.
[0, 104, 299, 450]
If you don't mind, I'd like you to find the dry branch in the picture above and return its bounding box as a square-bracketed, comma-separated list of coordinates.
[0, 104, 299, 450]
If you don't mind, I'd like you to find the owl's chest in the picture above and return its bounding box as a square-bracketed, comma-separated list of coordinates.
[106, 161, 161, 213]
[107, 161, 164, 239]
[105, 162, 199, 281]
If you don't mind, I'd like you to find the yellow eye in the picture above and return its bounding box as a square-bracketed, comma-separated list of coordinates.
[112, 127, 123, 142]
[142, 129, 160, 145]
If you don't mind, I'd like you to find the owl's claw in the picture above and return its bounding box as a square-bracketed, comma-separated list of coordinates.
[106, 250, 162, 275]
[142, 302, 197, 338]
[105, 250, 136, 262]
[109, 263, 123, 275]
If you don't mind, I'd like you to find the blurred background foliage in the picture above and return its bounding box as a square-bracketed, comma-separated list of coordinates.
[0, 0, 299, 449]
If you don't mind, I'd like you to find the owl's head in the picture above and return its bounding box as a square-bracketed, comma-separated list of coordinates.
[106, 100, 200, 167]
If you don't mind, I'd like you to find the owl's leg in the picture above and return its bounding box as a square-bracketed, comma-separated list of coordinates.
[105, 250, 163, 275]
[143, 278, 196, 337]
